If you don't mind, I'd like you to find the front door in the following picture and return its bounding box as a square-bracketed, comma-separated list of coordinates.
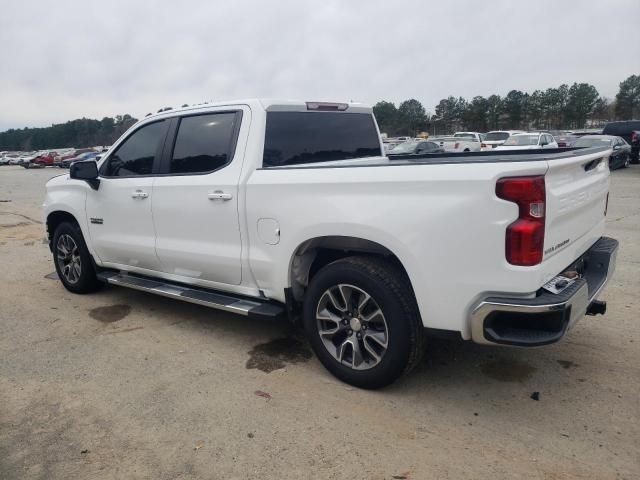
[86, 119, 169, 271]
[152, 108, 247, 285]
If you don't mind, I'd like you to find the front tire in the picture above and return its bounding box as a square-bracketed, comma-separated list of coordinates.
[52, 221, 101, 294]
[303, 256, 424, 389]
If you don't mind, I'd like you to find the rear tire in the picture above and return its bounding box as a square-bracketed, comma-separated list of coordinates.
[302, 256, 424, 389]
[52, 221, 101, 294]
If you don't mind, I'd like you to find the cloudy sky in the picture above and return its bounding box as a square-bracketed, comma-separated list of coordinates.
[1, 0, 638, 131]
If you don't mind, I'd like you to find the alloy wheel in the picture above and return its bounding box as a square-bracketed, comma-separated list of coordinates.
[56, 234, 82, 284]
[316, 284, 389, 370]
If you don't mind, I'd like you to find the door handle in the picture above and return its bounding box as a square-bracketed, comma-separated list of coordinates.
[131, 190, 149, 199]
[208, 191, 233, 201]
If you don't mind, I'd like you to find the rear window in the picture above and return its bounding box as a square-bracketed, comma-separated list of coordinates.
[263, 112, 381, 167]
[603, 121, 640, 136]
[485, 132, 510, 141]
[574, 137, 612, 148]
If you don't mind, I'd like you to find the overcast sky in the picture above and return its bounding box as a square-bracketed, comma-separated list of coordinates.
[1, 0, 638, 131]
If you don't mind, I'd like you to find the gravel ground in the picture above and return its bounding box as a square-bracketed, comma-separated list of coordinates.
[0, 165, 638, 480]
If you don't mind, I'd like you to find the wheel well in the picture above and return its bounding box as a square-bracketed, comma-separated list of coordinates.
[289, 236, 411, 302]
[46, 211, 78, 247]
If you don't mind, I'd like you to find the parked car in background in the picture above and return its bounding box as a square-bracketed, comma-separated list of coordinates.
[633, 130, 640, 162]
[54, 148, 94, 167]
[1, 152, 20, 165]
[482, 130, 526, 149]
[555, 134, 579, 148]
[430, 136, 481, 152]
[571, 129, 603, 137]
[602, 120, 640, 163]
[548, 130, 571, 138]
[573, 135, 631, 170]
[32, 151, 57, 167]
[495, 132, 558, 150]
[387, 140, 445, 155]
[454, 132, 486, 143]
[61, 151, 98, 168]
[16, 152, 39, 165]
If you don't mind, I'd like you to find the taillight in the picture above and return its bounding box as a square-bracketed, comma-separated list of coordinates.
[632, 131, 638, 143]
[480, 143, 487, 148]
[496, 175, 546, 266]
[454, 142, 460, 149]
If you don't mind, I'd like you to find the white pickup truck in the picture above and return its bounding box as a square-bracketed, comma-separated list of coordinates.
[43, 99, 618, 389]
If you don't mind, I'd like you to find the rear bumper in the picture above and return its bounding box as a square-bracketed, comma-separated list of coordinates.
[470, 236, 618, 347]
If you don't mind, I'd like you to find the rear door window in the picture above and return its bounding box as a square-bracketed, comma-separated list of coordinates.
[168, 112, 239, 174]
[263, 112, 381, 167]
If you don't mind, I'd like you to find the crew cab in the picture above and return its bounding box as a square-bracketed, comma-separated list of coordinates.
[43, 99, 618, 389]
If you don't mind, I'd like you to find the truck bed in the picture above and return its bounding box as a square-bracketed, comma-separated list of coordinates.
[262, 147, 609, 169]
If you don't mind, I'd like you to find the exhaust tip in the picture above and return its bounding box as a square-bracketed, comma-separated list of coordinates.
[586, 300, 606, 316]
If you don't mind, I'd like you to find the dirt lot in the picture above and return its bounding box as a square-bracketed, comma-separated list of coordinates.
[0, 165, 638, 480]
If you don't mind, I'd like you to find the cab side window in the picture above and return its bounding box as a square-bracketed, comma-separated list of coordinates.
[169, 112, 238, 174]
[101, 121, 167, 177]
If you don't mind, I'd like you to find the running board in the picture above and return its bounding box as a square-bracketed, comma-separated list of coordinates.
[97, 271, 285, 320]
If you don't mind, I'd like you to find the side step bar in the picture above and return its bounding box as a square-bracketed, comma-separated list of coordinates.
[97, 271, 286, 320]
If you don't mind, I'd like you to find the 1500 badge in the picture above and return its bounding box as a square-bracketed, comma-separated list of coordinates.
[545, 238, 570, 255]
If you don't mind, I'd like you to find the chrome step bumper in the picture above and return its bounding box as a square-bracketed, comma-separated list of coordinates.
[470, 236, 618, 347]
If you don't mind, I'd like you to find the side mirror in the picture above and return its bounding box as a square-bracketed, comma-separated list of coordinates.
[70, 160, 100, 190]
[613, 145, 621, 150]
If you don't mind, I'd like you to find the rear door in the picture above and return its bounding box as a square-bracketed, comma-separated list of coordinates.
[544, 148, 611, 262]
[151, 107, 247, 285]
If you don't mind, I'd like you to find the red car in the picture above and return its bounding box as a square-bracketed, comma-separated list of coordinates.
[32, 152, 57, 166]
[54, 149, 93, 167]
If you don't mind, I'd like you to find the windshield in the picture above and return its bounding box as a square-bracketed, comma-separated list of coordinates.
[574, 137, 612, 148]
[388, 141, 418, 154]
[503, 134, 540, 146]
[485, 132, 510, 141]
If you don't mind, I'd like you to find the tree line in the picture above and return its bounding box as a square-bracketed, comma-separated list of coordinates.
[0, 115, 138, 151]
[375, 74, 640, 136]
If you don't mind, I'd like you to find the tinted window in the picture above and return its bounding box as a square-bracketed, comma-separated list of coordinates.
[102, 121, 166, 176]
[263, 112, 381, 167]
[419, 142, 439, 152]
[170, 112, 238, 174]
[574, 137, 612, 148]
[503, 135, 539, 146]
[485, 132, 510, 141]
[603, 121, 640, 136]
[389, 141, 419, 154]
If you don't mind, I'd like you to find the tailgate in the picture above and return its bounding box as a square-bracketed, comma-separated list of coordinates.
[544, 148, 611, 262]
